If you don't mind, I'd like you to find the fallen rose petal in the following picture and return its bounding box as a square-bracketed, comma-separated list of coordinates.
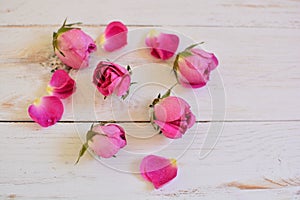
[140, 155, 178, 189]
[28, 96, 64, 127]
[47, 70, 76, 99]
[145, 30, 179, 60]
[100, 21, 128, 52]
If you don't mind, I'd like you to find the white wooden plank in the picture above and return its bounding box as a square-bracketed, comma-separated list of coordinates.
[0, 26, 299, 121]
[0, 122, 299, 199]
[1, 0, 300, 28]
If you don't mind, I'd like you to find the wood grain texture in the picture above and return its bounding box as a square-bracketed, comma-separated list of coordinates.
[0, 122, 299, 199]
[1, 0, 300, 28]
[1, 0, 300, 199]
[0, 27, 299, 121]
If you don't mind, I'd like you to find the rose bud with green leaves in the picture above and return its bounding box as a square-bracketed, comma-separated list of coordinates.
[93, 61, 132, 99]
[53, 19, 97, 69]
[75, 123, 127, 164]
[28, 96, 64, 127]
[47, 69, 76, 99]
[149, 88, 196, 139]
[140, 155, 178, 189]
[173, 43, 218, 88]
[145, 30, 179, 60]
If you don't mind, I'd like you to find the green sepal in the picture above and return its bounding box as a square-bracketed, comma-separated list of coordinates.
[185, 42, 204, 51]
[74, 142, 88, 165]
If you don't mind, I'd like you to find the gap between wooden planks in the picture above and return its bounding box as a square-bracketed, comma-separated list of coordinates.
[0, 122, 299, 199]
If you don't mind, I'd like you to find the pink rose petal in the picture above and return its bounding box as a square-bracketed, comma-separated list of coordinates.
[145, 30, 179, 60]
[48, 70, 76, 99]
[101, 21, 128, 52]
[28, 96, 64, 127]
[55, 29, 97, 69]
[140, 155, 178, 189]
[88, 124, 127, 158]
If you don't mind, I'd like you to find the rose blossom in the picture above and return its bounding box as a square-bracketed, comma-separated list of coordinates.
[145, 30, 179, 60]
[140, 155, 178, 189]
[47, 70, 76, 99]
[93, 61, 131, 98]
[53, 19, 97, 69]
[150, 94, 195, 139]
[173, 44, 218, 88]
[75, 124, 127, 164]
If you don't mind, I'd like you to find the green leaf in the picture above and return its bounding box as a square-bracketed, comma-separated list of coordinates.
[74, 142, 88, 165]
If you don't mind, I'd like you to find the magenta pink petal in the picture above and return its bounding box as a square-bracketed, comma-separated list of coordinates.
[28, 96, 64, 127]
[48, 70, 76, 99]
[140, 155, 178, 189]
[102, 21, 128, 52]
[154, 120, 183, 139]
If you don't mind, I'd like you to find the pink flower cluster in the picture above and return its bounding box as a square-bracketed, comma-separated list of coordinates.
[27, 19, 219, 189]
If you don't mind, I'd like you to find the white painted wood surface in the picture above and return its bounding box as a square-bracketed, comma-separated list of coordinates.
[0, 0, 300, 199]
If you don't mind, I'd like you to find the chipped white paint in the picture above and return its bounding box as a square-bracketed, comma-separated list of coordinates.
[0, 0, 300, 199]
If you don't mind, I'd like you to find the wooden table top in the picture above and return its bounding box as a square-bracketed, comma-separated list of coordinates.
[0, 0, 300, 199]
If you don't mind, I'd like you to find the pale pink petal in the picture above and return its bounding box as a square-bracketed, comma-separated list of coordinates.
[154, 96, 189, 122]
[28, 96, 64, 127]
[56, 29, 96, 69]
[140, 155, 178, 189]
[92, 124, 127, 149]
[115, 74, 131, 96]
[191, 48, 219, 70]
[89, 135, 120, 158]
[102, 21, 128, 52]
[48, 70, 76, 99]
[145, 31, 179, 60]
[177, 55, 210, 88]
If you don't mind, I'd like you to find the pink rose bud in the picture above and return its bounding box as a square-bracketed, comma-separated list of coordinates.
[173, 44, 218, 88]
[47, 70, 76, 99]
[28, 96, 64, 127]
[93, 61, 131, 98]
[75, 124, 127, 164]
[145, 30, 179, 60]
[140, 155, 178, 189]
[100, 21, 128, 52]
[53, 19, 97, 69]
[150, 91, 195, 139]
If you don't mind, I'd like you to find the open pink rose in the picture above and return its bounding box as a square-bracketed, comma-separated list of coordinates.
[53, 20, 97, 69]
[174, 44, 218, 88]
[75, 124, 127, 163]
[151, 95, 195, 139]
[140, 155, 178, 189]
[93, 61, 131, 98]
[100, 21, 128, 52]
[47, 70, 76, 99]
[145, 30, 179, 60]
[28, 96, 64, 127]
